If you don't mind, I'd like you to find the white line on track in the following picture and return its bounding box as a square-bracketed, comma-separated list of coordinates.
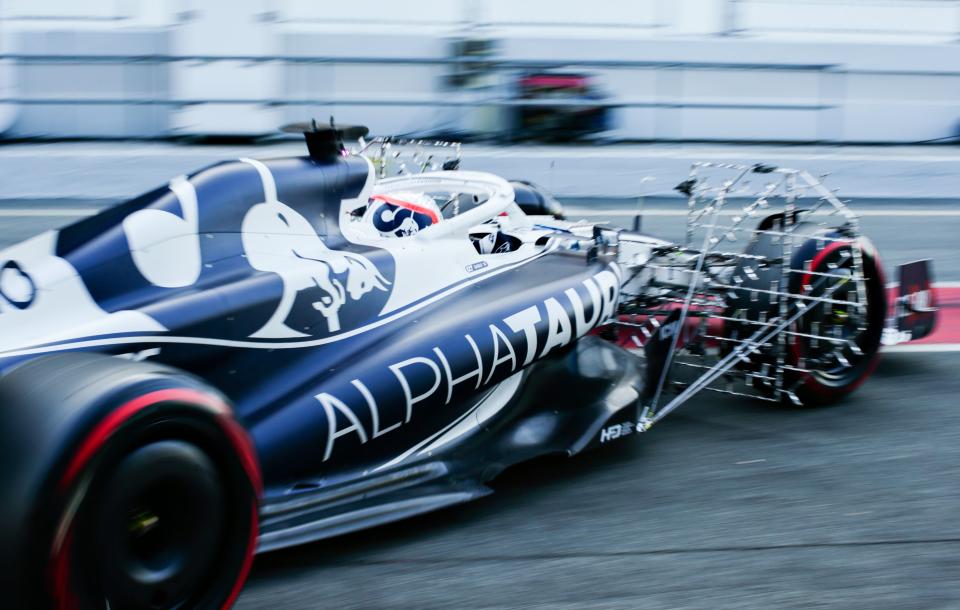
[0, 208, 100, 217]
[0, 207, 957, 219]
[883, 343, 960, 353]
[5, 147, 960, 163]
[441, 151, 956, 163]
[566, 208, 960, 218]
[846, 210, 960, 217]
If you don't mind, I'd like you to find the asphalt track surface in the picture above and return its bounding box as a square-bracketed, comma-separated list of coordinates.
[0, 199, 958, 608]
[236, 352, 960, 610]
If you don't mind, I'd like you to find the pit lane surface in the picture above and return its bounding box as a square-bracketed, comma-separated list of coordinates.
[0, 200, 957, 608]
[234, 352, 960, 609]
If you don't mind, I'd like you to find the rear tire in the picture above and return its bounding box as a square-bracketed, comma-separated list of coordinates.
[86, 440, 226, 609]
[0, 354, 260, 610]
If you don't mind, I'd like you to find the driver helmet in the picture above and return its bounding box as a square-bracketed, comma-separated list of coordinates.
[366, 193, 441, 237]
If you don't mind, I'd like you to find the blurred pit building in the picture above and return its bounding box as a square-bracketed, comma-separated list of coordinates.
[0, 0, 958, 142]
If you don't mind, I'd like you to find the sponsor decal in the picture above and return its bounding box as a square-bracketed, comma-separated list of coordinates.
[313, 264, 621, 461]
[0, 232, 167, 351]
[0, 158, 394, 351]
[0, 260, 36, 311]
[122, 175, 202, 289]
[239, 158, 390, 338]
[600, 421, 634, 443]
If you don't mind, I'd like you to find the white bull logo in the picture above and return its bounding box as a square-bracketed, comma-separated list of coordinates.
[240, 158, 390, 338]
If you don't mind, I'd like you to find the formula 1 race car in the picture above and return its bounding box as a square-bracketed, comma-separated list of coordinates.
[0, 122, 937, 609]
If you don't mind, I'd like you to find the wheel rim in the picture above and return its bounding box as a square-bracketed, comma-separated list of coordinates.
[794, 241, 885, 391]
[800, 264, 866, 380]
[87, 440, 227, 609]
[42, 390, 260, 610]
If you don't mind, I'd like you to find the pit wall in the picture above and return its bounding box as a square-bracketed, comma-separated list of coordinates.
[1, 0, 958, 142]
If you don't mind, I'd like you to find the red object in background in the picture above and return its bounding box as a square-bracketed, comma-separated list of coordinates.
[513, 71, 611, 141]
[519, 75, 590, 91]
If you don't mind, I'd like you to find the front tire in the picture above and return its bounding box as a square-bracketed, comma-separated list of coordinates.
[787, 236, 886, 405]
[723, 221, 887, 406]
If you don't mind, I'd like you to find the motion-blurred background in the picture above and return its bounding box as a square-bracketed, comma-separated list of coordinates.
[1, 0, 959, 143]
[2, 4, 960, 608]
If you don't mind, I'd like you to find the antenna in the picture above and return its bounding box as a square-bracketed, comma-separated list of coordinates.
[280, 118, 369, 162]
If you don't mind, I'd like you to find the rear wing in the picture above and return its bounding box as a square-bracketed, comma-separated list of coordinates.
[883, 259, 938, 345]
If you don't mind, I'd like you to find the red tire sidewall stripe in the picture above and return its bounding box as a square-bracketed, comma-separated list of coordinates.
[222, 500, 260, 610]
[51, 530, 77, 610]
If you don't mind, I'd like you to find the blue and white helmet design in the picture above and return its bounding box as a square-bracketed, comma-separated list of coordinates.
[366, 193, 441, 238]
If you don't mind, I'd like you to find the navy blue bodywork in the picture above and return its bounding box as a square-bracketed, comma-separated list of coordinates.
[0, 153, 644, 551]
